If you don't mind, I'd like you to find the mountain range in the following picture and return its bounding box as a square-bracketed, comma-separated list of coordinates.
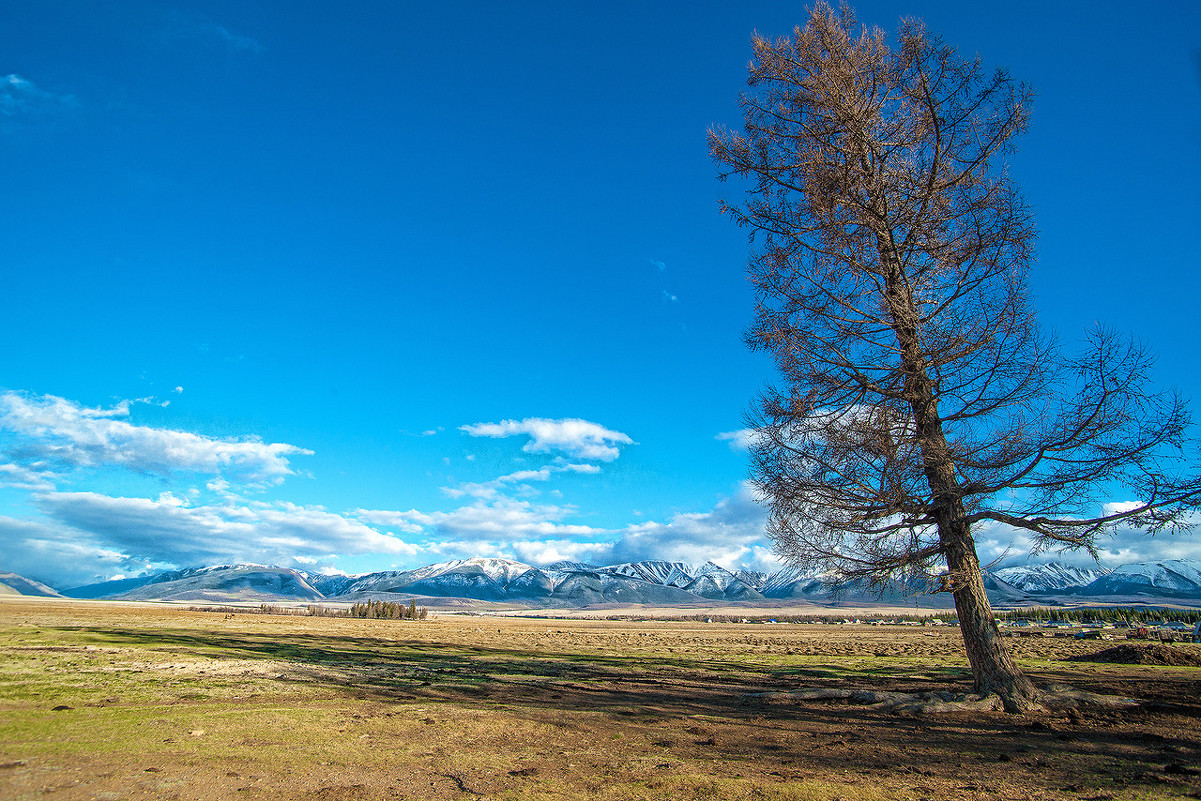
[3, 556, 1198, 608]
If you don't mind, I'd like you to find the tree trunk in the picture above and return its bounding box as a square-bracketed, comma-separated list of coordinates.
[940, 512, 1040, 712]
[876, 232, 1040, 712]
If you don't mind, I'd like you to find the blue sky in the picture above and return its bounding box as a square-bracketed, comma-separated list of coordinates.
[1, 1, 1199, 589]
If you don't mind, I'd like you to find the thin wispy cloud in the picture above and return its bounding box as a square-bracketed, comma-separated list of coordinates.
[163, 16, 264, 56]
[205, 24, 264, 54]
[442, 462, 601, 500]
[0, 74, 77, 126]
[716, 428, 763, 451]
[357, 497, 600, 544]
[460, 417, 634, 462]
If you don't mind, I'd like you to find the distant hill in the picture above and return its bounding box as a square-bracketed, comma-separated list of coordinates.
[37, 557, 1201, 608]
[73, 565, 326, 603]
[0, 572, 65, 598]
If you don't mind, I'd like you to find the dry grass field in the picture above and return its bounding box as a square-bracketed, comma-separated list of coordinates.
[2, 597, 1199, 800]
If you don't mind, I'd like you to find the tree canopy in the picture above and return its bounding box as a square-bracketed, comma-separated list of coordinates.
[710, 3, 1201, 710]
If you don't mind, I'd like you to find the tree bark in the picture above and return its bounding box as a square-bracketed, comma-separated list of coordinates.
[941, 517, 1039, 711]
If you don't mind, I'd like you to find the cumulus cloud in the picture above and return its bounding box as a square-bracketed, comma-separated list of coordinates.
[0, 391, 310, 486]
[460, 417, 634, 462]
[510, 539, 616, 567]
[360, 481, 777, 574]
[606, 484, 775, 571]
[31, 492, 415, 575]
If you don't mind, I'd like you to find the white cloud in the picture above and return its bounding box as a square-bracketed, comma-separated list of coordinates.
[0, 391, 311, 486]
[606, 484, 774, 571]
[662, 290, 678, 303]
[0, 515, 157, 589]
[353, 508, 429, 535]
[357, 497, 600, 544]
[442, 462, 603, 500]
[716, 428, 763, 451]
[460, 417, 634, 462]
[510, 539, 615, 566]
[0, 462, 55, 491]
[966, 508, 1201, 570]
[31, 492, 416, 576]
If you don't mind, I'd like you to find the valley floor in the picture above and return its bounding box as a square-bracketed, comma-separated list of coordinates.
[1, 598, 1199, 800]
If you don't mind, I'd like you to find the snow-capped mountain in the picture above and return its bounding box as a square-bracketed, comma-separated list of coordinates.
[1068, 559, 1201, 599]
[337, 557, 540, 601]
[333, 557, 704, 605]
[991, 562, 1110, 593]
[41, 557, 1201, 606]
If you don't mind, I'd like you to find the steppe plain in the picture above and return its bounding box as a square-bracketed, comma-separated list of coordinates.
[2, 597, 1199, 801]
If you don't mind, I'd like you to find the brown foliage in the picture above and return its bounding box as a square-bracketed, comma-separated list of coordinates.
[709, 3, 1201, 709]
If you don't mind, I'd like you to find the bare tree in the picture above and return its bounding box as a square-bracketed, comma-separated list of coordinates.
[710, 3, 1201, 711]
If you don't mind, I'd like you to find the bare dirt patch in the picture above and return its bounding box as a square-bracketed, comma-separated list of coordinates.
[1071, 642, 1201, 667]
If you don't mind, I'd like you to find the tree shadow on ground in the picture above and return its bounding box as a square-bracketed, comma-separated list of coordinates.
[65, 625, 1201, 798]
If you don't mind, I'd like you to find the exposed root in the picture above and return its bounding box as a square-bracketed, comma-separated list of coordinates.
[751, 688, 1003, 713]
[752, 685, 1139, 714]
[1035, 683, 1140, 711]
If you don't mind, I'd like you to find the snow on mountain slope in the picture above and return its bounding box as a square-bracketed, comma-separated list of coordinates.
[43, 556, 1201, 606]
[682, 569, 765, 601]
[990, 562, 1110, 593]
[1071, 559, 1201, 598]
[760, 564, 829, 598]
[734, 570, 769, 591]
[403, 557, 536, 584]
[600, 561, 697, 588]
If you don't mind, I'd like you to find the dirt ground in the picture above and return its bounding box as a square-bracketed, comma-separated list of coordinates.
[1, 598, 1199, 800]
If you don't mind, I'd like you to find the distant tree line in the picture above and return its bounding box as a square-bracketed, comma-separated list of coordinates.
[587, 609, 1197, 625]
[348, 599, 428, 620]
[994, 607, 1197, 625]
[186, 600, 430, 620]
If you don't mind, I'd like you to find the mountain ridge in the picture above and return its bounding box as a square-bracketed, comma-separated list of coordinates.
[11, 557, 1196, 607]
